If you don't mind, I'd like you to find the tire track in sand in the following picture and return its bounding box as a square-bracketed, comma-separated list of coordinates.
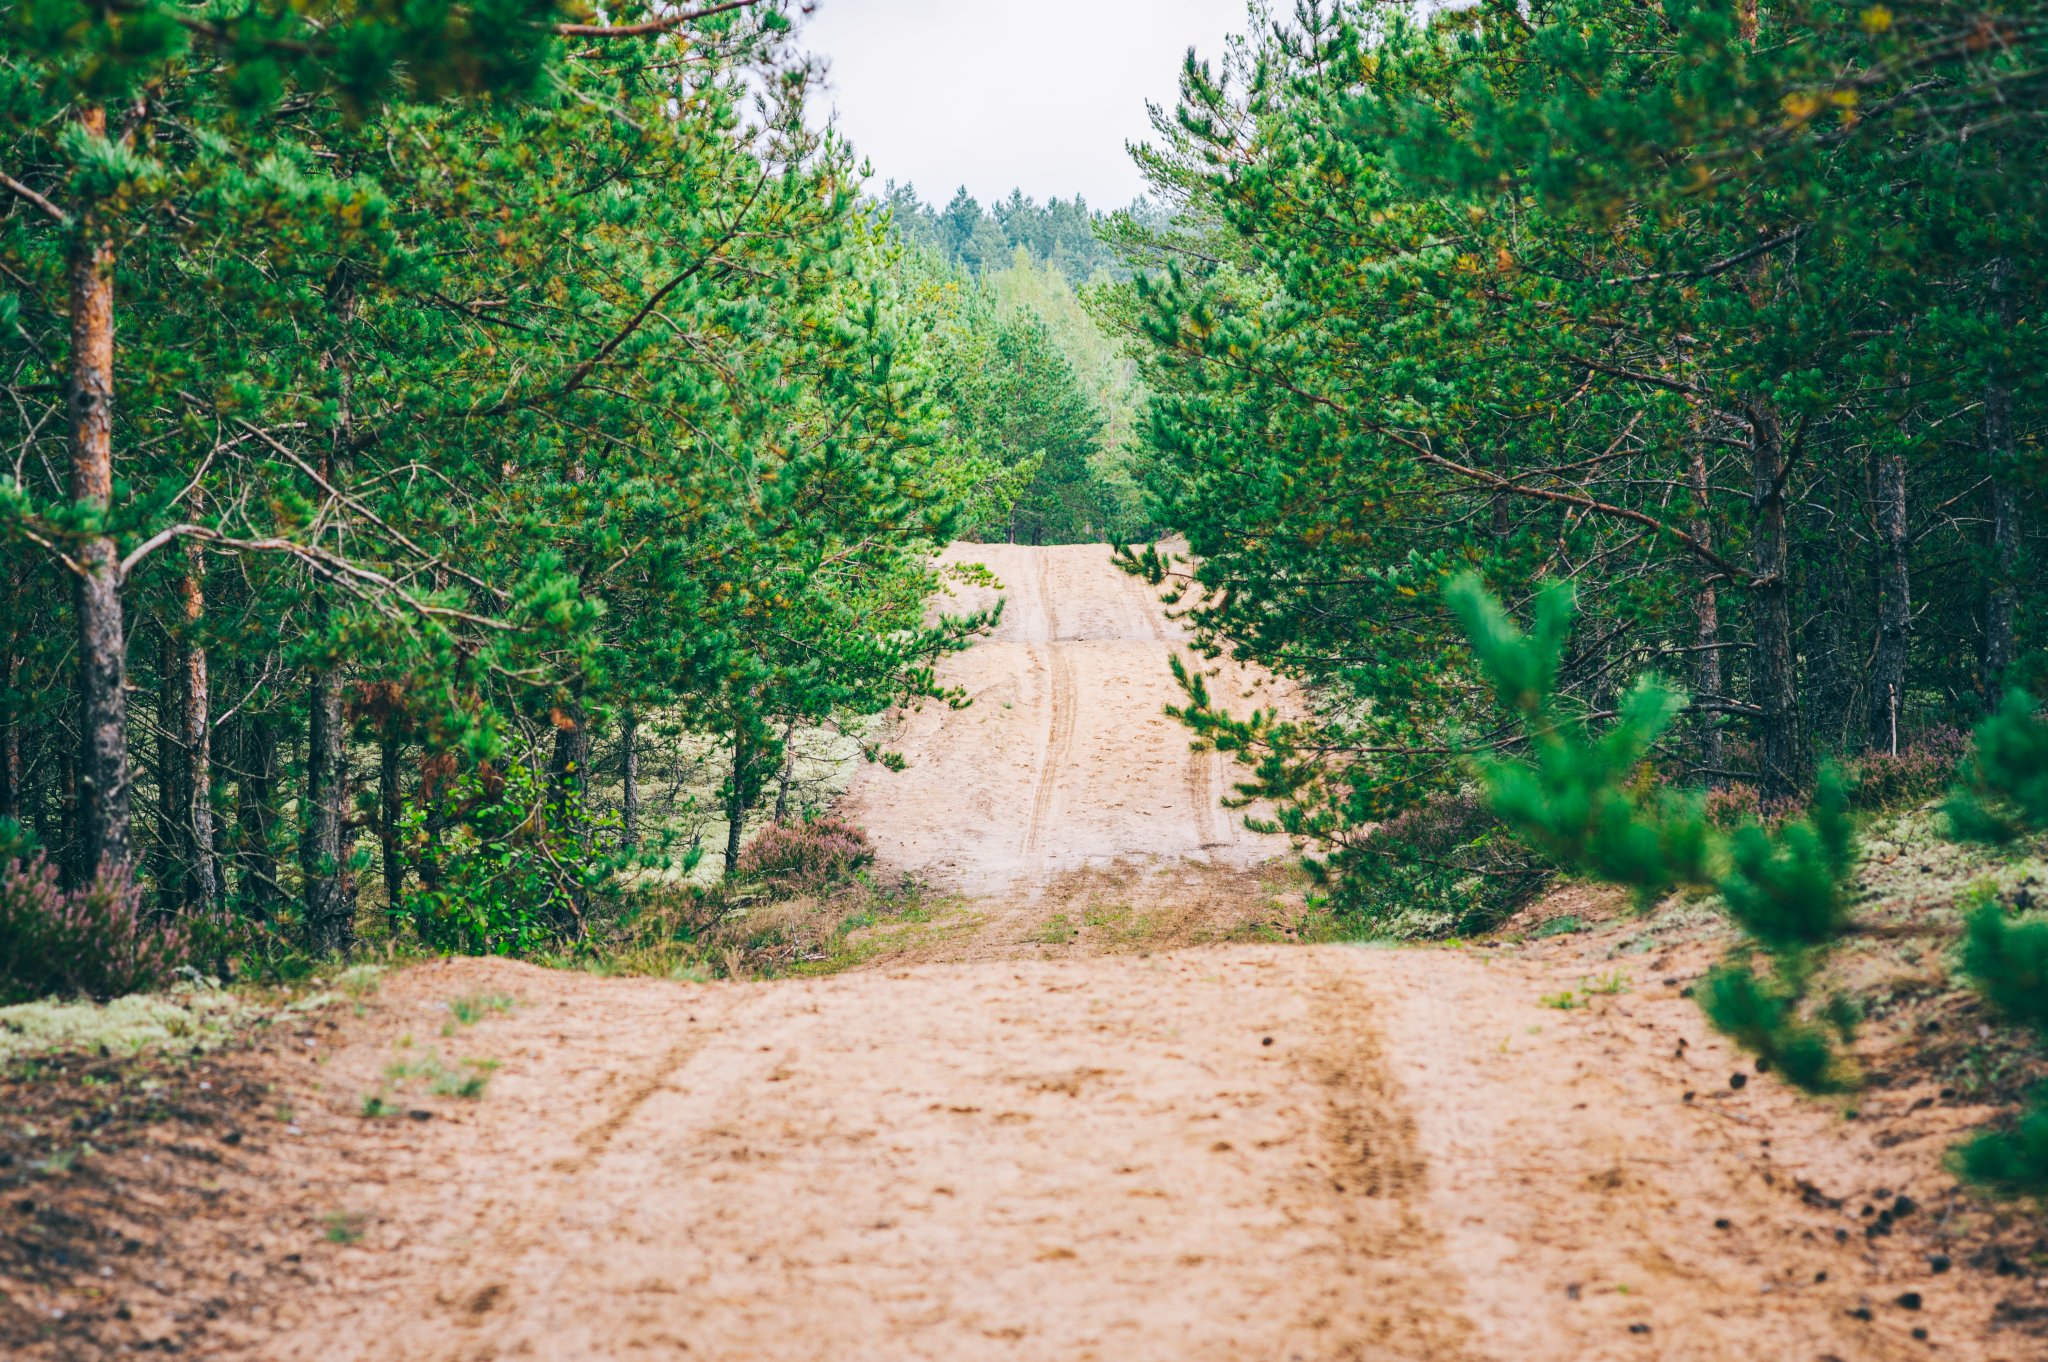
[1022, 643, 1078, 859]
[1185, 726, 1221, 851]
[423, 1024, 729, 1345]
[1021, 551, 1078, 862]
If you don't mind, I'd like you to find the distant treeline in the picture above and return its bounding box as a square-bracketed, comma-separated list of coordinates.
[878, 183, 1160, 282]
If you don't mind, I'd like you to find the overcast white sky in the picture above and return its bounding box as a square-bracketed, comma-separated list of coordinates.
[795, 0, 1251, 209]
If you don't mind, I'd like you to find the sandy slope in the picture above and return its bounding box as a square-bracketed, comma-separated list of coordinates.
[231, 546, 2012, 1362]
[842, 542, 1290, 892]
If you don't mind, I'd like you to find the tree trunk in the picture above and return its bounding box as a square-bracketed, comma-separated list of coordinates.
[1868, 449, 1910, 754]
[67, 104, 132, 877]
[302, 662, 350, 952]
[179, 544, 220, 913]
[723, 730, 752, 877]
[1688, 446, 1725, 784]
[1803, 542, 1854, 754]
[235, 703, 280, 920]
[548, 698, 592, 840]
[619, 706, 640, 850]
[303, 268, 357, 954]
[548, 696, 592, 931]
[379, 724, 404, 921]
[156, 629, 182, 913]
[1984, 257, 2019, 700]
[1748, 407, 1805, 800]
[0, 557, 21, 824]
[772, 716, 799, 823]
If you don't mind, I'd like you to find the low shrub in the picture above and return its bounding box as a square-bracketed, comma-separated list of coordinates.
[0, 856, 194, 1004]
[735, 817, 875, 892]
[1313, 792, 1549, 938]
[1844, 726, 1970, 813]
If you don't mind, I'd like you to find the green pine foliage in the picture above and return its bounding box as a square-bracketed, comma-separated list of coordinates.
[1448, 575, 1859, 1092]
[1962, 903, 2048, 1033]
[1953, 1100, 2048, 1201]
[1718, 772, 1857, 955]
[0, 1, 1011, 969]
[1098, 0, 2046, 926]
[1699, 965, 1847, 1094]
[1947, 692, 2048, 844]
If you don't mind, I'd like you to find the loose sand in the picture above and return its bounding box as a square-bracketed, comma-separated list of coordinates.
[202, 546, 2021, 1359]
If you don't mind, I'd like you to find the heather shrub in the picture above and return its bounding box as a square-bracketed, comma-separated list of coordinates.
[1843, 726, 1969, 812]
[735, 817, 875, 892]
[0, 856, 195, 1004]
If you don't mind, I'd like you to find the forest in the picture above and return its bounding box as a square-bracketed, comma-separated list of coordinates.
[4, 0, 2048, 1353]
[1096, 0, 2046, 928]
[0, 0, 1161, 983]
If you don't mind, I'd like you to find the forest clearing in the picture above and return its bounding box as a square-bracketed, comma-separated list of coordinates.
[5, 0, 2048, 1357]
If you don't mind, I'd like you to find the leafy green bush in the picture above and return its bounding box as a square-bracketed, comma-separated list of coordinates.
[1310, 793, 1547, 937]
[0, 856, 194, 1004]
[401, 759, 618, 956]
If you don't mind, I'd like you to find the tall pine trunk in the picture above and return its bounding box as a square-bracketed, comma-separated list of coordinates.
[67, 104, 132, 876]
[1748, 407, 1804, 800]
[1868, 449, 1911, 753]
[1984, 257, 2019, 700]
[771, 716, 799, 823]
[303, 268, 357, 954]
[235, 701, 280, 919]
[180, 544, 219, 912]
[1688, 445, 1725, 783]
[723, 729, 753, 877]
[619, 706, 639, 850]
[302, 657, 349, 951]
[379, 724, 404, 922]
[156, 629, 181, 911]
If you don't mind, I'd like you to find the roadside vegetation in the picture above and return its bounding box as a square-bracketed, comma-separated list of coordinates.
[1091, 1, 2048, 1201]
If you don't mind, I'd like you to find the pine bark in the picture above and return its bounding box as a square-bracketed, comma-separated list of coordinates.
[1984, 257, 2019, 699]
[234, 703, 280, 919]
[1688, 446, 1725, 783]
[723, 730, 752, 876]
[548, 699, 592, 841]
[379, 724, 404, 920]
[302, 659, 350, 952]
[771, 716, 799, 823]
[1748, 407, 1805, 800]
[156, 630, 181, 911]
[303, 268, 357, 954]
[180, 544, 220, 912]
[1869, 449, 1911, 753]
[67, 104, 132, 876]
[619, 706, 640, 850]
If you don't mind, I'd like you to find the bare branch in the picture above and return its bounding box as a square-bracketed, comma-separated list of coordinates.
[0, 171, 69, 226]
[555, 0, 763, 39]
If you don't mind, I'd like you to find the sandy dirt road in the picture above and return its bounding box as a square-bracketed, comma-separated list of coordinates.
[842, 542, 1290, 892]
[242, 546, 2005, 1362]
